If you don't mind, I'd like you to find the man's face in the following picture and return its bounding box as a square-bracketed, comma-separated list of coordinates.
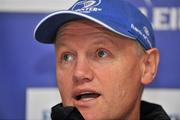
[55, 20, 145, 120]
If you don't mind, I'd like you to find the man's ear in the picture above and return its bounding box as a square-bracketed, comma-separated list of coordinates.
[141, 48, 160, 85]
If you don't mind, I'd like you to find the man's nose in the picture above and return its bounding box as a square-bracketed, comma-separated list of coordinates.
[73, 57, 94, 84]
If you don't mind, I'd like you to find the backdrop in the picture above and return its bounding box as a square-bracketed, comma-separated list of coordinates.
[0, 0, 180, 119]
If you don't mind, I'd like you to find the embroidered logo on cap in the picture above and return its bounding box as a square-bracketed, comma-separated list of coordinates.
[71, 0, 102, 13]
[131, 24, 152, 48]
[143, 26, 150, 36]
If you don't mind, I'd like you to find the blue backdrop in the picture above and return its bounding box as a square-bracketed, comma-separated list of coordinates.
[0, 0, 180, 119]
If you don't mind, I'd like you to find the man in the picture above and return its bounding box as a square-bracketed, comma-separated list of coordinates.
[34, 0, 170, 119]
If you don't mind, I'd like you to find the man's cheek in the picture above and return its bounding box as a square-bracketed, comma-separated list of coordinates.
[61, 93, 73, 106]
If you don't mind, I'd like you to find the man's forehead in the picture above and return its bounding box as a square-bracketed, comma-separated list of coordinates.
[56, 19, 130, 41]
[55, 20, 138, 51]
[56, 20, 108, 40]
[58, 19, 108, 35]
[61, 20, 104, 29]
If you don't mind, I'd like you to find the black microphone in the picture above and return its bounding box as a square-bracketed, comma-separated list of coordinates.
[51, 103, 85, 120]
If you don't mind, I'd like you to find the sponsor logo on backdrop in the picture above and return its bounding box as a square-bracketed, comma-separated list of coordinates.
[43, 110, 51, 120]
[139, 7, 180, 31]
[71, 0, 102, 13]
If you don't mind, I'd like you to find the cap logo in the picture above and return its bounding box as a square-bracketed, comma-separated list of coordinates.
[131, 24, 152, 48]
[71, 0, 102, 13]
[143, 26, 150, 36]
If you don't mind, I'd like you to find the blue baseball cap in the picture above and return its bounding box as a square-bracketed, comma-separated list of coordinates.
[34, 0, 155, 50]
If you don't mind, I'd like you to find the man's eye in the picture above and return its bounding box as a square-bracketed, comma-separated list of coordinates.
[63, 53, 74, 62]
[97, 49, 108, 58]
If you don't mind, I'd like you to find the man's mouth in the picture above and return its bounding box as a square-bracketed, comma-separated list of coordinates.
[74, 91, 101, 101]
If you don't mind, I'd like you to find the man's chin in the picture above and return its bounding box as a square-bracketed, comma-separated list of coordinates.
[79, 110, 101, 120]
[77, 106, 110, 120]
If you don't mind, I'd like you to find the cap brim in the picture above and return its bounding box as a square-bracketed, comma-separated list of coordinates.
[34, 10, 136, 43]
